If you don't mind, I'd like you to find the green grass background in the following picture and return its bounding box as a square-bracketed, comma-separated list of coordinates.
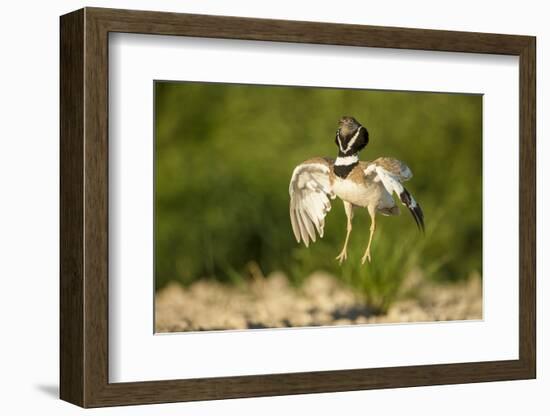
[155, 81, 482, 310]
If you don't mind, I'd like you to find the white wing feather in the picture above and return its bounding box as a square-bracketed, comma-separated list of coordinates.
[373, 165, 417, 208]
[374, 166, 406, 198]
[367, 163, 425, 231]
[289, 161, 333, 247]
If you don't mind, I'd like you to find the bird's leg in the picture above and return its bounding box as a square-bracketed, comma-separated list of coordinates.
[361, 207, 377, 264]
[336, 201, 354, 264]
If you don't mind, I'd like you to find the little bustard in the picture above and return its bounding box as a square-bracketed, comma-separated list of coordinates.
[289, 116, 424, 264]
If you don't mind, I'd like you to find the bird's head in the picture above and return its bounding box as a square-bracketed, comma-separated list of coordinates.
[335, 116, 369, 154]
[338, 116, 360, 135]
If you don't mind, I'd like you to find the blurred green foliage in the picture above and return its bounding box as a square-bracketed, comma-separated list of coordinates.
[155, 81, 482, 305]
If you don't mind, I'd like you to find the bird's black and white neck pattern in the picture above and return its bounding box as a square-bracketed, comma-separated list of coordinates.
[334, 126, 367, 178]
[334, 153, 359, 178]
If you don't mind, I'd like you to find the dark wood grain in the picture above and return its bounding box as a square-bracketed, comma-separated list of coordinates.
[89, 7, 532, 54]
[83, 10, 110, 406]
[518, 38, 536, 376]
[59, 8, 84, 406]
[60, 7, 537, 408]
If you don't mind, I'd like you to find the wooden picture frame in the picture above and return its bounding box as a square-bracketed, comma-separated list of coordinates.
[60, 7, 536, 408]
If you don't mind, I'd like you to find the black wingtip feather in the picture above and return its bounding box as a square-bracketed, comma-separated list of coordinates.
[409, 203, 425, 234]
[400, 188, 425, 234]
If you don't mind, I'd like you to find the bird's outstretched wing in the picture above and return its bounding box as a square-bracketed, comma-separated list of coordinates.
[289, 158, 335, 246]
[363, 157, 425, 231]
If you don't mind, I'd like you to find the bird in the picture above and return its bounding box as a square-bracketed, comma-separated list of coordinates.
[289, 116, 424, 264]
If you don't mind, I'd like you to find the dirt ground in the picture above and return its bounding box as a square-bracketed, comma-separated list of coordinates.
[155, 272, 482, 333]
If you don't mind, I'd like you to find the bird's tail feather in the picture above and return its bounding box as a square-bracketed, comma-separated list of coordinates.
[399, 188, 425, 233]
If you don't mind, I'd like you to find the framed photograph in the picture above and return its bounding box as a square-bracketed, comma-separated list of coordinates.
[60, 7, 536, 408]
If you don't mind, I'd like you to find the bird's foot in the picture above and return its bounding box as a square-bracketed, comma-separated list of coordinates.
[335, 249, 348, 264]
[361, 250, 371, 265]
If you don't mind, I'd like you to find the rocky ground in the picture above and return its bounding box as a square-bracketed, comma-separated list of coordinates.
[155, 272, 482, 332]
